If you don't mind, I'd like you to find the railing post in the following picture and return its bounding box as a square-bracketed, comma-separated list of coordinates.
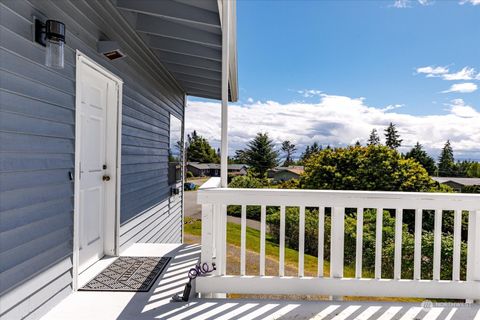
[330, 207, 344, 300]
[197, 177, 224, 298]
[201, 204, 214, 266]
[200, 203, 214, 298]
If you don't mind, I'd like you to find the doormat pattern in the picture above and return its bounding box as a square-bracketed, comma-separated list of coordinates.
[80, 256, 171, 292]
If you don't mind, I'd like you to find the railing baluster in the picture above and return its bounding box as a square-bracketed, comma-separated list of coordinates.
[318, 206, 325, 277]
[453, 209, 461, 281]
[214, 204, 224, 276]
[330, 207, 345, 279]
[467, 210, 480, 287]
[260, 205, 266, 276]
[414, 208, 422, 280]
[240, 205, 246, 276]
[299, 206, 305, 277]
[355, 208, 364, 278]
[473, 210, 480, 283]
[433, 209, 442, 280]
[279, 205, 285, 277]
[222, 205, 227, 275]
[394, 208, 403, 280]
[375, 207, 383, 279]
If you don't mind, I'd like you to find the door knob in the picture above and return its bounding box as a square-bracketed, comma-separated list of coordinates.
[102, 175, 111, 181]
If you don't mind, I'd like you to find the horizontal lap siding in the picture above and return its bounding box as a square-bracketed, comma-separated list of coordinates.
[0, 0, 185, 319]
[0, 3, 76, 310]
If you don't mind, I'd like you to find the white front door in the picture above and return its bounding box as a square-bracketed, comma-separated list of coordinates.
[77, 57, 120, 273]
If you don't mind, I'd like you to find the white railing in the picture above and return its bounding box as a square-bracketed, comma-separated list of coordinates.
[196, 177, 480, 301]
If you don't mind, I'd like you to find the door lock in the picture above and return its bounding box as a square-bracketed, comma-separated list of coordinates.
[102, 175, 111, 181]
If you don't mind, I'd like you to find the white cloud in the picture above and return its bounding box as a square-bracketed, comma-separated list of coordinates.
[297, 89, 322, 98]
[442, 82, 478, 93]
[460, 0, 480, 5]
[392, 0, 433, 7]
[418, 0, 434, 5]
[247, 97, 254, 103]
[392, 0, 410, 8]
[186, 94, 480, 160]
[416, 66, 449, 77]
[381, 104, 404, 111]
[416, 66, 480, 81]
[449, 99, 479, 118]
[442, 67, 477, 81]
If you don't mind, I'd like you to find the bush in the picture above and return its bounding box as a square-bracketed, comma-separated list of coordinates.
[227, 175, 264, 220]
[267, 207, 468, 280]
[229, 175, 264, 188]
[462, 185, 480, 193]
[186, 171, 194, 178]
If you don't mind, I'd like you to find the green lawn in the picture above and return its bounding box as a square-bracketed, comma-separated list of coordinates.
[184, 219, 358, 277]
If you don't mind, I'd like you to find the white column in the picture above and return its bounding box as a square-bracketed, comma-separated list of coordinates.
[220, 0, 230, 188]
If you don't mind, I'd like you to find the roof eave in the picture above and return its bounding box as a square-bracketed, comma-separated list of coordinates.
[218, 0, 239, 102]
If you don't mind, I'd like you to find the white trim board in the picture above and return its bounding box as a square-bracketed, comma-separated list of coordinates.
[73, 51, 123, 291]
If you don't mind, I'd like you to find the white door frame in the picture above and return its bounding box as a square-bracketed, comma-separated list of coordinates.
[73, 51, 123, 290]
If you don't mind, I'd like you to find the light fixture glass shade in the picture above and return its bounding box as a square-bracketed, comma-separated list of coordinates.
[45, 39, 64, 69]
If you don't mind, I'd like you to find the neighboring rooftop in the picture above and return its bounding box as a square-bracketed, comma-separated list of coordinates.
[269, 166, 305, 175]
[432, 177, 480, 186]
[187, 162, 248, 170]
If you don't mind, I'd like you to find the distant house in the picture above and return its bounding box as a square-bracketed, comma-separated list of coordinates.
[268, 166, 305, 182]
[187, 162, 248, 177]
[432, 177, 480, 192]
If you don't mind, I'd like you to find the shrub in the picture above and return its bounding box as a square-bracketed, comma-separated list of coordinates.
[229, 175, 264, 188]
[228, 174, 264, 220]
[267, 207, 468, 280]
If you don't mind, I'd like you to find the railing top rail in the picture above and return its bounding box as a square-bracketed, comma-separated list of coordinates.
[198, 177, 222, 190]
[198, 186, 480, 210]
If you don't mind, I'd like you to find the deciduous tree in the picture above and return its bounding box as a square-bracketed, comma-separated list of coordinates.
[300, 145, 436, 192]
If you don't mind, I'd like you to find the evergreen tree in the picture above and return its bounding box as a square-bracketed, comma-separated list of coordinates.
[185, 131, 219, 163]
[233, 149, 248, 164]
[354, 140, 362, 147]
[384, 122, 402, 149]
[242, 132, 279, 177]
[367, 129, 381, 146]
[281, 140, 297, 166]
[438, 140, 456, 177]
[300, 142, 322, 162]
[405, 142, 436, 175]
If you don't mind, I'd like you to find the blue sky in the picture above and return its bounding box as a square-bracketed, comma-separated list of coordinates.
[237, 0, 479, 114]
[186, 0, 480, 160]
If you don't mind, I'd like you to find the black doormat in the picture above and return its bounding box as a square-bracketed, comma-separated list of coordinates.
[80, 256, 171, 292]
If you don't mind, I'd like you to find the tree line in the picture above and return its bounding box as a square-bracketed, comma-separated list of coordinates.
[185, 123, 480, 179]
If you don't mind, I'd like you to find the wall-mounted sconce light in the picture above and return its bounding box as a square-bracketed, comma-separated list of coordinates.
[34, 19, 66, 69]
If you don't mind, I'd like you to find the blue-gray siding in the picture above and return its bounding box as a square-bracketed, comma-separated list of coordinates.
[0, 0, 184, 318]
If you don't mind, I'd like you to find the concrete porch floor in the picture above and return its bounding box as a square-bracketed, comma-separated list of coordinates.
[41, 243, 480, 320]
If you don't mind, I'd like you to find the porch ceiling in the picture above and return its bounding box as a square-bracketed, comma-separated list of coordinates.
[115, 0, 238, 102]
